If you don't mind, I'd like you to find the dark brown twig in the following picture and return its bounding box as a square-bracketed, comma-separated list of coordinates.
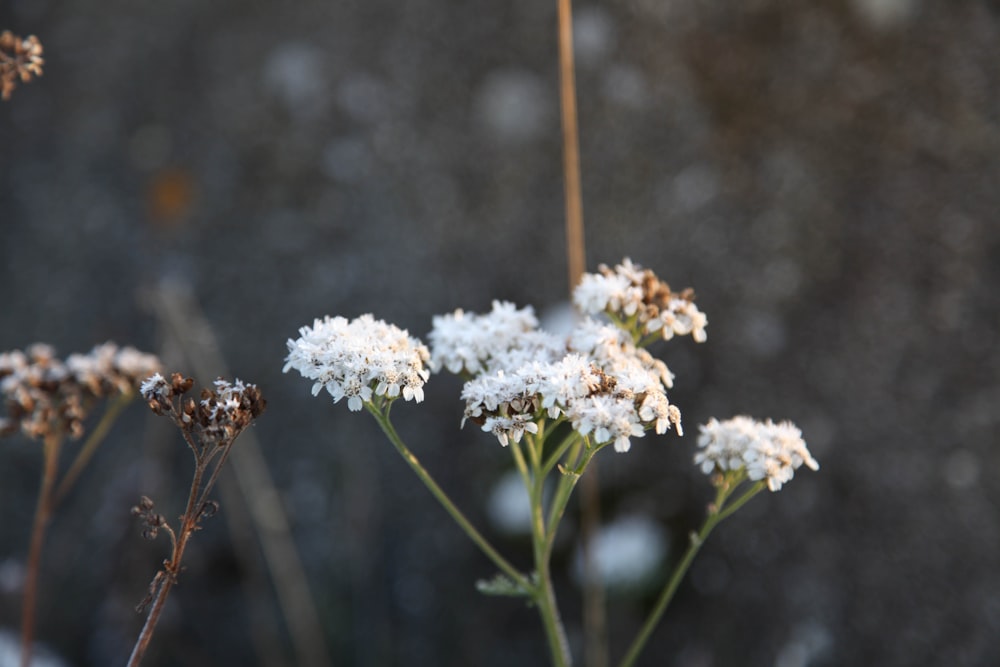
[127, 374, 265, 667]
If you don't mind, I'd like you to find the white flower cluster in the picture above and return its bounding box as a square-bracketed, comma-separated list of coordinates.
[431, 304, 682, 453]
[283, 315, 430, 411]
[695, 416, 819, 491]
[573, 258, 708, 343]
[428, 301, 563, 375]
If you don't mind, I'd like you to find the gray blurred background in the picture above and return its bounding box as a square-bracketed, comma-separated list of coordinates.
[2, 0, 999, 665]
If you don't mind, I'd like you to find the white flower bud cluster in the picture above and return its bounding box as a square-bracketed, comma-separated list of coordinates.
[573, 258, 708, 343]
[695, 416, 819, 491]
[283, 315, 430, 411]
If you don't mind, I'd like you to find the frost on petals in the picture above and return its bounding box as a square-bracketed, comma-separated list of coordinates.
[283, 315, 430, 410]
[695, 416, 819, 491]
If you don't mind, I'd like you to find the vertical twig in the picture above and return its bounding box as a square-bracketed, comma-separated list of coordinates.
[558, 0, 586, 291]
[127, 445, 212, 667]
[146, 284, 332, 667]
[20, 432, 62, 667]
[557, 2, 607, 666]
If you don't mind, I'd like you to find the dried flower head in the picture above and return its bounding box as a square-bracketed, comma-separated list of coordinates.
[695, 416, 819, 491]
[1, 31, 44, 101]
[283, 315, 431, 411]
[0, 343, 161, 440]
[573, 258, 707, 343]
[140, 373, 266, 447]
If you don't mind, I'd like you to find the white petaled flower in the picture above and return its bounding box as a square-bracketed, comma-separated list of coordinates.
[572, 258, 708, 344]
[428, 300, 541, 375]
[573, 272, 642, 318]
[434, 301, 684, 453]
[695, 416, 819, 491]
[283, 314, 430, 411]
[482, 414, 539, 447]
[656, 298, 708, 343]
[569, 394, 645, 453]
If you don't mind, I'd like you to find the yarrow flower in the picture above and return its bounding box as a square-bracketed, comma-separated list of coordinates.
[283, 314, 430, 411]
[432, 306, 682, 452]
[0, 342, 161, 440]
[428, 301, 563, 375]
[573, 258, 708, 343]
[695, 416, 819, 491]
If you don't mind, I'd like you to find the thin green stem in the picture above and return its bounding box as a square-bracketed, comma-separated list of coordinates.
[716, 480, 766, 523]
[616, 479, 766, 667]
[541, 426, 579, 476]
[528, 432, 572, 667]
[545, 444, 594, 545]
[366, 402, 531, 592]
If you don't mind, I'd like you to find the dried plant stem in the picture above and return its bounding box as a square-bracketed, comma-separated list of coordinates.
[127, 442, 232, 667]
[19, 433, 62, 667]
[558, 0, 586, 290]
[55, 395, 131, 502]
[147, 283, 329, 667]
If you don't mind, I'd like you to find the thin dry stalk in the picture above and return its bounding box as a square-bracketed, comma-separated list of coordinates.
[146, 284, 332, 667]
[127, 373, 266, 667]
[19, 433, 61, 667]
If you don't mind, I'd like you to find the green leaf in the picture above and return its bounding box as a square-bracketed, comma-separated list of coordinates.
[475, 572, 536, 598]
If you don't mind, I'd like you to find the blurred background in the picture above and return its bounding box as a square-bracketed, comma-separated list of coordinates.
[2, 0, 999, 665]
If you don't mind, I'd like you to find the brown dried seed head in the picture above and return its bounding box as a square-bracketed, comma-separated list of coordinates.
[1, 31, 45, 101]
[171, 373, 194, 394]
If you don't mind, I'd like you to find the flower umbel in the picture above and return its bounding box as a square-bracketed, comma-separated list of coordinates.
[695, 416, 819, 491]
[283, 314, 430, 411]
[1, 342, 161, 440]
[573, 258, 707, 344]
[435, 312, 682, 453]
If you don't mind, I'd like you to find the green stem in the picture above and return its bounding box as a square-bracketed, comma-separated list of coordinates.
[616, 479, 766, 667]
[545, 442, 593, 544]
[716, 480, 766, 523]
[541, 426, 577, 476]
[366, 402, 532, 592]
[528, 432, 572, 667]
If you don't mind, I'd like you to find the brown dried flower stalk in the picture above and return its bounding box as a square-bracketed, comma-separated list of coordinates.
[0, 342, 161, 667]
[0, 30, 44, 101]
[127, 373, 266, 667]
